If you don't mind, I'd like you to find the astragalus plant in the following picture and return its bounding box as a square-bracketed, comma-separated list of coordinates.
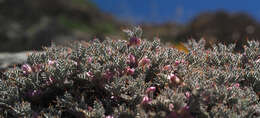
[1, 26, 260, 118]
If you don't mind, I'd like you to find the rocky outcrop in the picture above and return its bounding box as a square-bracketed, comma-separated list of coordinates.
[0, 51, 43, 70]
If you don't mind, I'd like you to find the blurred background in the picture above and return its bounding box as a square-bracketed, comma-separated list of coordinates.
[1, 0, 260, 52]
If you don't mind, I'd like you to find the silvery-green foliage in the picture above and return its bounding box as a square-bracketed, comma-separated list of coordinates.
[1, 27, 260, 117]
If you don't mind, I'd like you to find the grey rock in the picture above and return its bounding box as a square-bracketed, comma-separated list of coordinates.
[0, 51, 43, 70]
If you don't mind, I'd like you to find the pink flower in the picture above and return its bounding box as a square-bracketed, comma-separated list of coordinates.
[22, 64, 32, 75]
[141, 96, 152, 104]
[111, 96, 115, 99]
[185, 92, 191, 99]
[86, 71, 94, 78]
[234, 83, 240, 88]
[146, 86, 156, 93]
[139, 56, 151, 67]
[28, 89, 42, 97]
[227, 83, 240, 90]
[182, 106, 190, 112]
[174, 60, 185, 66]
[227, 86, 232, 91]
[46, 77, 55, 86]
[32, 90, 38, 96]
[168, 73, 181, 84]
[256, 59, 260, 63]
[169, 103, 174, 111]
[107, 48, 112, 55]
[163, 65, 171, 71]
[126, 67, 135, 75]
[129, 37, 141, 46]
[71, 60, 78, 66]
[174, 60, 181, 66]
[103, 70, 114, 80]
[47, 77, 53, 84]
[48, 60, 56, 65]
[128, 54, 136, 64]
[88, 57, 93, 63]
[105, 115, 113, 118]
[32, 64, 42, 72]
[88, 106, 93, 111]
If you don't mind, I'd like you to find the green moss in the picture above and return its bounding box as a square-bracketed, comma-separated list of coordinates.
[58, 15, 92, 33]
[93, 22, 117, 34]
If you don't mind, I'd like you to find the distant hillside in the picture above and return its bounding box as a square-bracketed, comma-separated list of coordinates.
[175, 11, 260, 52]
[1, 0, 259, 53]
[0, 0, 121, 52]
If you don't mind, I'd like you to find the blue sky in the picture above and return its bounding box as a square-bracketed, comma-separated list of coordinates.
[90, 0, 260, 24]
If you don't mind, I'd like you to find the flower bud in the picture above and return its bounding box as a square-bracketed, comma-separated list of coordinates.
[185, 92, 191, 99]
[48, 60, 56, 66]
[128, 54, 136, 64]
[105, 115, 113, 118]
[88, 57, 93, 63]
[141, 96, 152, 104]
[256, 59, 260, 63]
[163, 65, 171, 71]
[227, 86, 232, 91]
[28, 89, 42, 97]
[46, 77, 55, 86]
[22, 64, 32, 75]
[126, 67, 135, 75]
[169, 103, 174, 111]
[88, 106, 93, 111]
[86, 71, 94, 78]
[168, 73, 181, 84]
[103, 70, 114, 80]
[139, 56, 151, 67]
[70, 60, 78, 66]
[129, 37, 141, 46]
[174, 60, 180, 66]
[32, 64, 42, 72]
[234, 83, 240, 88]
[146, 86, 156, 93]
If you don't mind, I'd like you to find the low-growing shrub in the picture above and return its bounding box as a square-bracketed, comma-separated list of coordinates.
[1, 27, 260, 118]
